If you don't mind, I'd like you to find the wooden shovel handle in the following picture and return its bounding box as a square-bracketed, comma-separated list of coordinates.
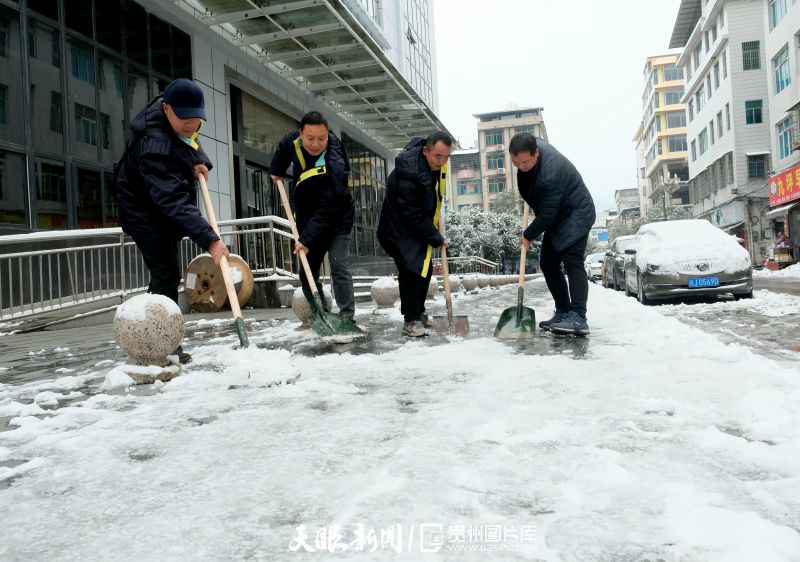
[198, 175, 243, 320]
[275, 178, 321, 297]
[519, 205, 530, 288]
[439, 213, 454, 325]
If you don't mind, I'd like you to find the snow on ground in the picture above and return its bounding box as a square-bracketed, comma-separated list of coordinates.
[1, 282, 800, 561]
[754, 262, 800, 278]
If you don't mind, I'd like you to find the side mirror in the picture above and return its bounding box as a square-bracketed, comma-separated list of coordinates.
[624, 249, 637, 255]
[605, 251, 613, 257]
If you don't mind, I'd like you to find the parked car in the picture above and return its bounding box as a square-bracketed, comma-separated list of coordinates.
[603, 235, 636, 290]
[623, 219, 753, 305]
[584, 252, 605, 281]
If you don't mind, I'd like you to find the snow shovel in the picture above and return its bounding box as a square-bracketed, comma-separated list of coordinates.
[494, 205, 536, 339]
[275, 178, 364, 343]
[197, 175, 250, 347]
[431, 212, 469, 336]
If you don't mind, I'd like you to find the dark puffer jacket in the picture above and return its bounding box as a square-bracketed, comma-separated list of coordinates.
[377, 137, 445, 276]
[517, 140, 596, 252]
[270, 130, 354, 249]
[116, 96, 218, 250]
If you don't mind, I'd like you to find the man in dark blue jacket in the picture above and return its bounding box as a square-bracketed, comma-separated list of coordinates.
[117, 78, 229, 362]
[270, 112, 355, 320]
[510, 133, 596, 335]
[377, 132, 452, 337]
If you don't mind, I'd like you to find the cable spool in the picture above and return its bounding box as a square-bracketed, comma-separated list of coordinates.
[184, 253, 254, 313]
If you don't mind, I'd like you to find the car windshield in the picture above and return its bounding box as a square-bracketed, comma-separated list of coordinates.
[617, 239, 635, 252]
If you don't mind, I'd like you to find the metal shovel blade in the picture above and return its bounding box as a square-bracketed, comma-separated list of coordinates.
[431, 315, 470, 337]
[494, 304, 536, 339]
[309, 293, 365, 343]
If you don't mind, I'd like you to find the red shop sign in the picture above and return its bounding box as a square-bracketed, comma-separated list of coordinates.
[769, 163, 800, 206]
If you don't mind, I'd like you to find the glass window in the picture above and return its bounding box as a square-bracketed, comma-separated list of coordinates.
[484, 130, 503, 146]
[742, 41, 760, 70]
[66, 0, 93, 39]
[76, 167, 102, 228]
[770, 0, 787, 28]
[778, 117, 793, 159]
[96, 1, 122, 52]
[35, 158, 67, 229]
[706, 75, 712, 98]
[713, 62, 720, 89]
[695, 85, 705, 112]
[74, 102, 98, 146]
[663, 66, 684, 81]
[745, 100, 763, 124]
[699, 128, 708, 154]
[717, 111, 723, 138]
[691, 140, 697, 161]
[664, 88, 683, 105]
[0, 7, 25, 146]
[667, 112, 686, 128]
[487, 153, 504, 169]
[710, 120, 715, 144]
[456, 180, 480, 196]
[70, 41, 95, 85]
[0, 149, 28, 226]
[98, 54, 124, 164]
[103, 170, 117, 226]
[668, 136, 687, 152]
[725, 103, 731, 130]
[27, 0, 58, 22]
[515, 125, 533, 135]
[711, 20, 718, 43]
[693, 43, 702, 68]
[488, 179, 505, 193]
[774, 45, 791, 93]
[747, 155, 766, 179]
[126, 68, 150, 128]
[123, 2, 148, 67]
[688, 99, 694, 121]
[0, 83, 6, 124]
[29, 18, 63, 154]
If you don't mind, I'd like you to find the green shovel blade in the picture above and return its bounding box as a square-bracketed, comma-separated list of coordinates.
[309, 293, 364, 340]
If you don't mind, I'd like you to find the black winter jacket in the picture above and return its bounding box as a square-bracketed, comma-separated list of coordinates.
[270, 131, 354, 249]
[518, 140, 596, 252]
[377, 138, 446, 276]
[117, 96, 218, 250]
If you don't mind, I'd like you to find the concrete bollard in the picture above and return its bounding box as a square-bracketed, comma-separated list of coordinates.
[371, 276, 400, 308]
[291, 286, 333, 327]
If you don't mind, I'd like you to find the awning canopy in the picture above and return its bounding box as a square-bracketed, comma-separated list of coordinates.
[722, 221, 745, 232]
[173, 0, 452, 150]
[765, 201, 800, 218]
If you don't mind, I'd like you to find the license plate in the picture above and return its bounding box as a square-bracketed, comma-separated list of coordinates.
[688, 276, 719, 288]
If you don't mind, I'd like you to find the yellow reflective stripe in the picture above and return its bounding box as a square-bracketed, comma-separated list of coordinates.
[297, 165, 326, 186]
[421, 165, 448, 276]
[293, 137, 306, 170]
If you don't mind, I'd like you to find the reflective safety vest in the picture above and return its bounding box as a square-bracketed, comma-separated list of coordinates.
[293, 137, 327, 187]
[420, 165, 447, 278]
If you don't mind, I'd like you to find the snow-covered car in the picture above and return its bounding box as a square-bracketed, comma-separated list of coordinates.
[603, 235, 635, 290]
[623, 219, 753, 304]
[584, 252, 604, 280]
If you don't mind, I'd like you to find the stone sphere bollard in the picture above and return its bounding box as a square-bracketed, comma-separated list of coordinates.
[277, 284, 296, 308]
[426, 275, 439, 299]
[292, 286, 332, 326]
[477, 274, 490, 289]
[114, 294, 184, 384]
[462, 274, 479, 291]
[447, 274, 460, 293]
[371, 276, 399, 308]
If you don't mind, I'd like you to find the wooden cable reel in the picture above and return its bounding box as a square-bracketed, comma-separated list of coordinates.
[184, 253, 254, 313]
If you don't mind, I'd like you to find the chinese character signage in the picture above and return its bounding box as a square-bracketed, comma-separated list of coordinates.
[768, 163, 800, 206]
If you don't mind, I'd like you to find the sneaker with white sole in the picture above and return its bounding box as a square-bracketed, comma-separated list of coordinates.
[538, 310, 567, 331]
[401, 320, 427, 337]
[549, 311, 590, 336]
[421, 314, 435, 328]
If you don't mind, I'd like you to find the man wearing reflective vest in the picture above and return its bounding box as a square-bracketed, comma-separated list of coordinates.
[377, 132, 453, 337]
[270, 111, 356, 320]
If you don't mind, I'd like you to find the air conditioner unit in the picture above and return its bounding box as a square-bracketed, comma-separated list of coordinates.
[497, 167, 506, 174]
[496, 144, 504, 151]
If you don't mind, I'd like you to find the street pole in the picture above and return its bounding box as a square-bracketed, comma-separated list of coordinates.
[662, 186, 667, 221]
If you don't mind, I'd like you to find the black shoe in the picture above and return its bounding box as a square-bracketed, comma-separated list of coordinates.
[550, 311, 590, 336]
[538, 310, 567, 331]
[172, 346, 192, 364]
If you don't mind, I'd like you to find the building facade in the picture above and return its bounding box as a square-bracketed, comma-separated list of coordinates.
[634, 54, 690, 216]
[0, 0, 450, 262]
[670, 0, 773, 261]
[447, 148, 482, 212]
[762, 0, 800, 260]
[471, 106, 548, 213]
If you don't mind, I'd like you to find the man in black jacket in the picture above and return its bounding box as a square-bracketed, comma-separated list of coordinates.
[509, 133, 596, 335]
[270, 112, 355, 320]
[377, 132, 452, 337]
[117, 78, 229, 362]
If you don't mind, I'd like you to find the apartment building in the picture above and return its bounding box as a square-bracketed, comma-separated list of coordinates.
[762, 0, 800, 253]
[670, 0, 773, 261]
[471, 106, 548, 213]
[633, 54, 690, 215]
[447, 149, 482, 212]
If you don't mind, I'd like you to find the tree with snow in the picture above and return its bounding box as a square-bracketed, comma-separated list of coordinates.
[489, 189, 520, 215]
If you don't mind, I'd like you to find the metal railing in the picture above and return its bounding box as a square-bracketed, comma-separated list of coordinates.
[0, 216, 297, 321]
[0, 214, 497, 321]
